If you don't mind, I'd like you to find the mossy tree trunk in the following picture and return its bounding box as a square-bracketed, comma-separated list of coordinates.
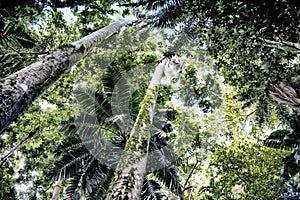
[0, 19, 131, 133]
[106, 59, 169, 200]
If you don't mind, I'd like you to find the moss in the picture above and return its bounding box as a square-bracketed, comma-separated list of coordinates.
[108, 71, 163, 197]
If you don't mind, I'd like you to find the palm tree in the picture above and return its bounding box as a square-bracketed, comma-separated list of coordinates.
[0, 18, 132, 134]
[49, 64, 182, 199]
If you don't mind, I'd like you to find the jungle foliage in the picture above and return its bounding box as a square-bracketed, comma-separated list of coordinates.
[0, 0, 299, 199]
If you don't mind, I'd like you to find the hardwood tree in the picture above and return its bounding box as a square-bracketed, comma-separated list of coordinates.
[0, 19, 132, 134]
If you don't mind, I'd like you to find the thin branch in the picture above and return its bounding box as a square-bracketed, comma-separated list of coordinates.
[182, 159, 199, 192]
[256, 37, 300, 50]
[243, 110, 257, 123]
[0, 47, 50, 56]
[257, 43, 300, 55]
[278, 36, 300, 50]
[0, 126, 40, 163]
[224, 110, 256, 122]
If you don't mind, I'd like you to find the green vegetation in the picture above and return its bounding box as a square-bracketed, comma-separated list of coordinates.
[0, 0, 299, 199]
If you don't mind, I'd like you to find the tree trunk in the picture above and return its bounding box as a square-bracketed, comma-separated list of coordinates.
[0, 19, 131, 134]
[106, 59, 169, 200]
[51, 171, 62, 200]
[267, 82, 300, 107]
[51, 180, 62, 200]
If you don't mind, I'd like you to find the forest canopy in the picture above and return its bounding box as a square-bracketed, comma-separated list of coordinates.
[0, 0, 299, 199]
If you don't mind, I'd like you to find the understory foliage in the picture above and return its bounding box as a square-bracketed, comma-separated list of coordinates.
[263, 112, 300, 198]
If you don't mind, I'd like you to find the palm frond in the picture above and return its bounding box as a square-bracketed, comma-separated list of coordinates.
[101, 66, 123, 97]
[110, 79, 135, 133]
[119, 0, 184, 28]
[49, 55, 184, 198]
[54, 147, 91, 179]
[263, 130, 300, 150]
[152, 165, 183, 196]
[52, 131, 115, 199]
[64, 174, 82, 200]
[0, 19, 38, 77]
[281, 150, 300, 181]
[142, 179, 167, 200]
[85, 166, 114, 199]
[0, 20, 36, 48]
[64, 157, 113, 200]
[148, 133, 182, 196]
[150, 1, 184, 28]
[73, 87, 121, 133]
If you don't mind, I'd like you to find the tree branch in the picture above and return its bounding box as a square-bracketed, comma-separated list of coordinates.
[182, 159, 199, 192]
[256, 37, 300, 50]
[257, 43, 300, 55]
[0, 47, 50, 56]
[0, 126, 40, 163]
[253, 37, 300, 54]
[224, 110, 256, 122]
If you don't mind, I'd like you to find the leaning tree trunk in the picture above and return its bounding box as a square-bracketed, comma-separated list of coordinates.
[267, 82, 300, 107]
[106, 59, 169, 200]
[0, 19, 131, 134]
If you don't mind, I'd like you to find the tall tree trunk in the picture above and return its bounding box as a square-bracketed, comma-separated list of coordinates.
[0, 19, 131, 134]
[106, 59, 169, 200]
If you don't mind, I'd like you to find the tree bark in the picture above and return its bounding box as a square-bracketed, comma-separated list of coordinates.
[267, 82, 300, 107]
[0, 19, 131, 134]
[106, 59, 169, 200]
[51, 171, 62, 200]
